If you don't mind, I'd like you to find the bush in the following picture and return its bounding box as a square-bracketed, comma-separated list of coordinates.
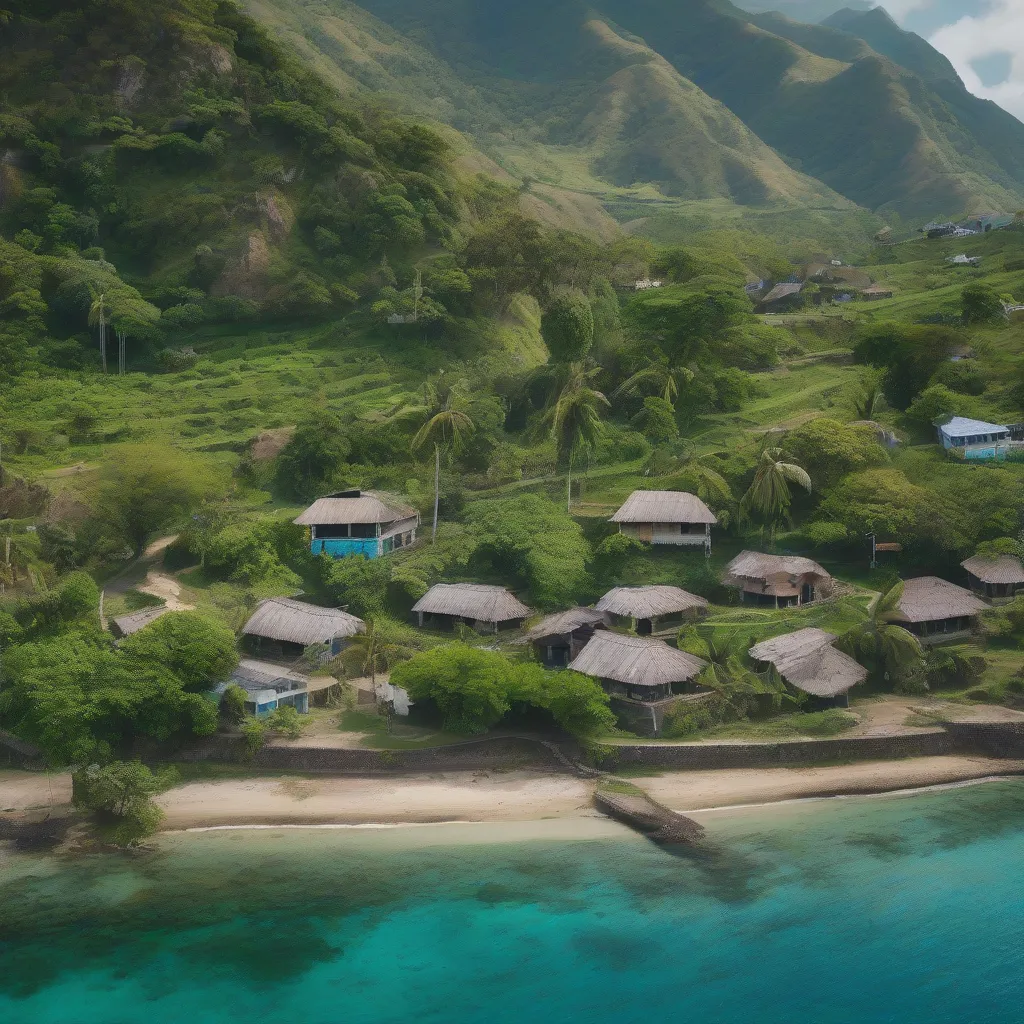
[219, 684, 248, 724]
[72, 761, 173, 847]
[239, 716, 267, 759]
[267, 704, 305, 739]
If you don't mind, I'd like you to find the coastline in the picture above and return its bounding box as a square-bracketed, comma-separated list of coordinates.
[4, 756, 1024, 835]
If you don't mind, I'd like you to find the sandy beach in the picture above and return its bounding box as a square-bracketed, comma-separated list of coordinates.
[3, 756, 1023, 831]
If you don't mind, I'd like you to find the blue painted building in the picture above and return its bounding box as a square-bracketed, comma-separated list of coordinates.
[220, 659, 315, 715]
[294, 490, 420, 559]
[937, 416, 1011, 461]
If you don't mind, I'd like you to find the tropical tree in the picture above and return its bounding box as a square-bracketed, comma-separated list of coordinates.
[338, 616, 420, 730]
[740, 446, 811, 543]
[837, 582, 925, 690]
[614, 357, 693, 408]
[88, 292, 109, 374]
[542, 364, 610, 510]
[541, 290, 594, 363]
[412, 377, 474, 543]
[848, 368, 885, 420]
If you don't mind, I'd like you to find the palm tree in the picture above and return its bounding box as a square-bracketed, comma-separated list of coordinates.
[89, 293, 109, 374]
[849, 368, 885, 420]
[412, 379, 474, 543]
[338, 616, 417, 731]
[837, 582, 924, 688]
[614, 358, 693, 408]
[740, 447, 811, 543]
[542, 363, 610, 511]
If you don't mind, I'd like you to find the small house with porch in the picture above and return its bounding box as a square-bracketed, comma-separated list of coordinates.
[569, 631, 708, 737]
[748, 628, 867, 708]
[412, 583, 531, 633]
[610, 490, 717, 552]
[596, 585, 708, 636]
[221, 659, 324, 715]
[294, 490, 419, 559]
[887, 577, 988, 643]
[724, 551, 831, 607]
[961, 554, 1024, 604]
[241, 597, 365, 665]
[526, 607, 608, 667]
[937, 417, 1010, 460]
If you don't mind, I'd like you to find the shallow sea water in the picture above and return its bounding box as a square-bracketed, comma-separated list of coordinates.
[3, 780, 1024, 1023]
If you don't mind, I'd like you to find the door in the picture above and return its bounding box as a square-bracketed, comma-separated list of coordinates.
[638, 523, 653, 543]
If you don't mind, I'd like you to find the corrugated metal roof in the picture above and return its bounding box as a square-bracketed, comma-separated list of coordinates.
[596, 586, 708, 619]
[938, 417, 1008, 437]
[569, 632, 706, 688]
[761, 282, 804, 303]
[610, 490, 717, 525]
[412, 584, 532, 623]
[242, 597, 365, 645]
[525, 607, 608, 641]
[962, 555, 1024, 585]
[294, 491, 418, 526]
[111, 605, 171, 637]
[890, 577, 989, 624]
[230, 658, 311, 694]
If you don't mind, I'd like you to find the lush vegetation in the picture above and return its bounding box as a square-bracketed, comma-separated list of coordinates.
[5, 0, 1024, 781]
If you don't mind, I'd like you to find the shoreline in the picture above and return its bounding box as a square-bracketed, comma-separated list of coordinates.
[4, 757, 1023, 836]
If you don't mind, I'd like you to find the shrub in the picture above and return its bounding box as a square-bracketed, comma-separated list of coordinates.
[72, 761, 174, 847]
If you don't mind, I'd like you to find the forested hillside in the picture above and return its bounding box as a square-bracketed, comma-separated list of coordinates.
[246, 0, 1024, 222]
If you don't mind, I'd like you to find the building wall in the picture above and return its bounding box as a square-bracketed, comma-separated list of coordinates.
[619, 522, 709, 548]
[311, 537, 382, 559]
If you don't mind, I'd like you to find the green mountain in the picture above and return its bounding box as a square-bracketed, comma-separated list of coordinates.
[0, 0, 465, 323]
[246, 0, 1024, 221]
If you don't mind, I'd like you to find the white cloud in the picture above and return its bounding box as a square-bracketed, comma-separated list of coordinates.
[927, 1, 1024, 120]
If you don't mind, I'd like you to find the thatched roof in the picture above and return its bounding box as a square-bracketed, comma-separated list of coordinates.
[749, 627, 866, 698]
[596, 585, 708, 620]
[111, 605, 171, 637]
[610, 490, 717, 525]
[725, 551, 830, 583]
[294, 490, 417, 526]
[526, 607, 607, 641]
[890, 577, 989, 624]
[569, 632, 706, 688]
[412, 583, 532, 623]
[242, 597, 365, 645]
[962, 554, 1024, 585]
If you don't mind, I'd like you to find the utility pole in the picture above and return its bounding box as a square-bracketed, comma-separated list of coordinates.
[413, 268, 422, 322]
[866, 532, 877, 570]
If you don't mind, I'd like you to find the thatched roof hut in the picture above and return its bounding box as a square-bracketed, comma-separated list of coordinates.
[610, 490, 718, 550]
[962, 554, 1024, 602]
[596, 586, 708, 634]
[294, 490, 416, 526]
[242, 597, 365, 646]
[888, 577, 988, 641]
[724, 551, 831, 607]
[569, 632, 706, 691]
[749, 628, 866, 701]
[110, 605, 171, 638]
[525, 607, 608, 667]
[412, 583, 532, 631]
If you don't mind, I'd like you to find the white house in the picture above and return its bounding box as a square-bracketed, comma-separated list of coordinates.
[610, 490, 717, 552]
[937, 417, 1010, 460]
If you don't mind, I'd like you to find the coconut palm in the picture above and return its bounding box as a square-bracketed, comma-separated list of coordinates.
[412, 379, 474, 543]
[88, 293, 109, 374]
[542, 363, 610, 511]
[613, 357, 693, 408]
[837, 582, 924, 688]
[740, 446, 811, 543]
[338, 616, 417, 732]
[849, 368, 885, 420]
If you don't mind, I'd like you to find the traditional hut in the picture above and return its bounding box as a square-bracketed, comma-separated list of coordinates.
[569, 632, 707, 736]
[724, 551, 831, 607]
[610, 490, 717, 552]
[412, 583, 531, 633]
[962, 555, 1024, 604]
[748, 628, 867, 708]
[526, 607, 608, 667]
[294, 490, 419, 559]
[241, 597, 365, 664]
[596, 585, 708, 636]
[110, 605, 171, 639]
[887, 577, 988, 643]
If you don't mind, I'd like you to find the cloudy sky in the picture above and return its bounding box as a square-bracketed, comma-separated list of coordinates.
[878, 1, 1024, 120]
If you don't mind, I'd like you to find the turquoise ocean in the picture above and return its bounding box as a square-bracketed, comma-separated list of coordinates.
[4, 780, 1024, 1024]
